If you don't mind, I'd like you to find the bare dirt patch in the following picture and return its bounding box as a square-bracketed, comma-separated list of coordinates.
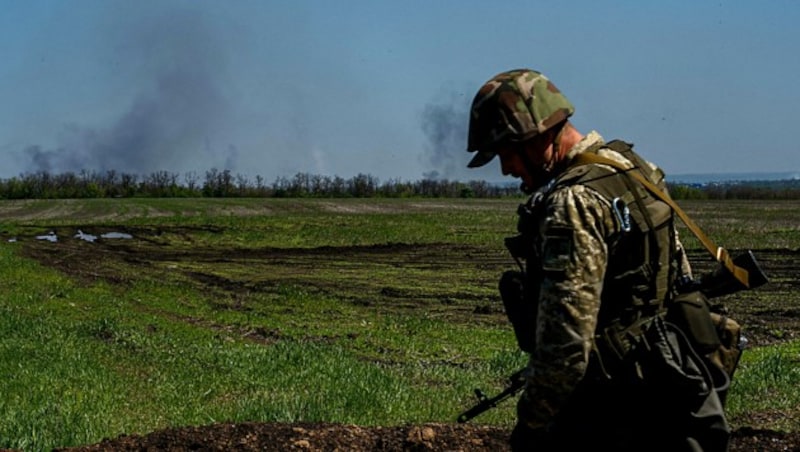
[48, 423, 800, 451]
[13, 227, 800, 451]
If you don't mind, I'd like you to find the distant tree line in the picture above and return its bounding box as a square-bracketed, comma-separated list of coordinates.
[0, 169, 798, 200]
[0, 169, 521, 199]
[667, 180, 800, 200]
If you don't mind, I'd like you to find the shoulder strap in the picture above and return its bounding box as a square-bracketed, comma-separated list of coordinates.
[572, 152, 752, 288]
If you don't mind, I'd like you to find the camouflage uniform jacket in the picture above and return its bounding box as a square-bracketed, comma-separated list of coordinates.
[517, 130, 691, 428]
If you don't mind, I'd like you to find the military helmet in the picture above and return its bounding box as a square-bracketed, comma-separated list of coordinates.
[467, 69, 575, 168]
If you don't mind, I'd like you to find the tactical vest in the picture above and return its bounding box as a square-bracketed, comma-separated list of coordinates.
[507, 140, 678, 371]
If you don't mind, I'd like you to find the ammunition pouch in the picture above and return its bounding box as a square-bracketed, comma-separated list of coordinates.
[709, 311, 743, 380]
[667, 291, 743, 381]
[499, 270, 536, 353]
[667, 291, 720, 354]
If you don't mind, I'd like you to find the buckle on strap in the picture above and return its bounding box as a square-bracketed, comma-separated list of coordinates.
[597, 316, 656, 360]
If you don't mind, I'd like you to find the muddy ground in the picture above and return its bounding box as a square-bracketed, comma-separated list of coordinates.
[12, 226, 800, 451]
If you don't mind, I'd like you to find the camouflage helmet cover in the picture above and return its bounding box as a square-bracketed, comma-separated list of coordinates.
[467, 69, 575, 168]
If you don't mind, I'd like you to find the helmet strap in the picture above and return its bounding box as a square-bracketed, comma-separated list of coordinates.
[518, 151, 537, 194]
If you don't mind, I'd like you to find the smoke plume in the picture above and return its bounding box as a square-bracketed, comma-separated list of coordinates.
[22, 7, 232, 176]
[420, 90, 470, 180]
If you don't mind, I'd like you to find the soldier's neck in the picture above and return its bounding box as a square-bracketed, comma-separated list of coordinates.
[555, 123, 584, 162]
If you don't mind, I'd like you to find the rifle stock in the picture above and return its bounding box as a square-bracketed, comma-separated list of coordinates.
[680, 250, 769, 299]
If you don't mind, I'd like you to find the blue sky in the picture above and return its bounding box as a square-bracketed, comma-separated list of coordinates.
[1, 0, 798, 183]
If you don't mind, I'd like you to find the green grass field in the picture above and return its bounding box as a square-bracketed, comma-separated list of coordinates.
[1, 198, 799, 451]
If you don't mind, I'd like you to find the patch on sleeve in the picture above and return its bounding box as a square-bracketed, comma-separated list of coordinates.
[541, 227, 573, 274]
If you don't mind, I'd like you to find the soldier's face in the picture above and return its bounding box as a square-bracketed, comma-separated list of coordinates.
[497, 146, 528, 179]
[496, 132, 555, 190]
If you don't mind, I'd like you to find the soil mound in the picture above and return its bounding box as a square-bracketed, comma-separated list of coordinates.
[51, 422, 800, 451]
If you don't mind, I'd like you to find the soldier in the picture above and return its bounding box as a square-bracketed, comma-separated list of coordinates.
[466, 69, 730, 451]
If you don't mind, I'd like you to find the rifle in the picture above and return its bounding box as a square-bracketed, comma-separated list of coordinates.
[456, 368, 525, 423]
